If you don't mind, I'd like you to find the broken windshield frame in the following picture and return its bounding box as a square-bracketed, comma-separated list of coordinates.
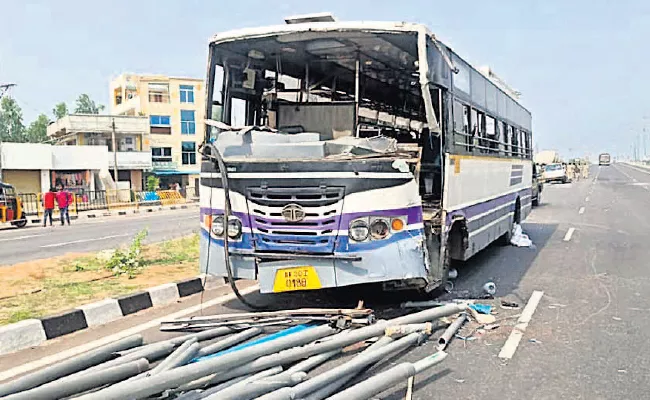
[203, 24, 446, 161]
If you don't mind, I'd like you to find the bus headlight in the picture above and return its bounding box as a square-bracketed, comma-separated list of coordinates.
[369, 219, 390, 240]
[349, 219, 369, 242]
[211, 216, 225, 236]
[227, 218, 242, 238]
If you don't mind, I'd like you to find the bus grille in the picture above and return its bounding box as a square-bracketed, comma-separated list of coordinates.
[246, 186, 344, 253]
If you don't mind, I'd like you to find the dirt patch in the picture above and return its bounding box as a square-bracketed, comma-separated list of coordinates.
[0, 234, 200, 325]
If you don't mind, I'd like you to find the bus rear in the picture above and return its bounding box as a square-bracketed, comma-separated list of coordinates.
[599, 153, 611, 166]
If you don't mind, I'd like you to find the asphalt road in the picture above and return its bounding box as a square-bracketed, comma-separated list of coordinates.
[0, 208, 199, 265]
[2, 164, 650, 399]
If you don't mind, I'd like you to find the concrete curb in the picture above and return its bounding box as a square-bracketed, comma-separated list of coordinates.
[81, 203, 199, 219]
[0, 274, 225, 356]
[24, 203, 199, 224]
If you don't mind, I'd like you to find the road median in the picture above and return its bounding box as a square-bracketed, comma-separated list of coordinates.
[0, 233, 222, 355]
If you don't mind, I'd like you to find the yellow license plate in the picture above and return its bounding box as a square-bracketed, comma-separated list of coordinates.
[273, 266, 322, 293]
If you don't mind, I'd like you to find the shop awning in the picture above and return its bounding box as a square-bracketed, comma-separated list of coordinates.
[153, 170, 200, 176]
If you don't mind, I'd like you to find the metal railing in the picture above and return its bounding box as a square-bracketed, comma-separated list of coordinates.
[17, 187, 196, 218]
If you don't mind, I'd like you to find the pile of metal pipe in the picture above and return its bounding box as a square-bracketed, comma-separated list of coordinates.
[0, 304, 468, 400]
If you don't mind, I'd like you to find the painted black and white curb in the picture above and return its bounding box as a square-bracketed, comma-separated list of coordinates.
[0, 274, 223, 356]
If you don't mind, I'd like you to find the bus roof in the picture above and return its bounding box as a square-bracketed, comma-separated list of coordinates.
[209, 17, 531, 118]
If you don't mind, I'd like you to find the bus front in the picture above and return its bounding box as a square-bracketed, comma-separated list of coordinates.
[199, 20, 448, 294]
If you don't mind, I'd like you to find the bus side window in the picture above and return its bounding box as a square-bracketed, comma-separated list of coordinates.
[501, 121, 509, 155]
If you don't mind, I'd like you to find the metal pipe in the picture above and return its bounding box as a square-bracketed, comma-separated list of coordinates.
[213, 350, 341, 400]
[64, 341, 175, 381]
[303, 336, 395, 400]
[75, 325, 337, 400]
[437, 313, 468, 351]
[193, 366, 284, 399]
[257, 332, 427, 400]
[195, 327, 262, 358]
[180, 303, 465, 392]
[0, 334, 143, 397]
[327, 351, 448, 400]
[163, 342, 200, 371]
[151, 338, 198, 374]
[4, 358, 149, 400]
[354, 56, 360, 136]
[119, 327, 236, 356]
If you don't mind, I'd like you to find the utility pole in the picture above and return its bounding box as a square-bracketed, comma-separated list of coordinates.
[110, 118, 119, 183]
[0, 83, 17, 182]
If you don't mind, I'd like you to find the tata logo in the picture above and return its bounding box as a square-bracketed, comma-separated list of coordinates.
[281, 204, 306, 223]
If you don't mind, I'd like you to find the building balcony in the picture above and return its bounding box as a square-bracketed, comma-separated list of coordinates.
[112, 96, 142, 116]
[108, 151, 152, 170]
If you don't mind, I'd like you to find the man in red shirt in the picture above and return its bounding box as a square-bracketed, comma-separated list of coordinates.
[42, 187, 56, 227]
[55, 186, 73, 226]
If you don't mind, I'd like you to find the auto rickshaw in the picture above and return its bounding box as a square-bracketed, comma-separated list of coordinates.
[0, 182, 27, 228]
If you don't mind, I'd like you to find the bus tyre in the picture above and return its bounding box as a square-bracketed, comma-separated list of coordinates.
[533, 191, 540, 206]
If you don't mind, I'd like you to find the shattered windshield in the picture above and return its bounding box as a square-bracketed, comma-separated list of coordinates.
[212, 127, 401, 160]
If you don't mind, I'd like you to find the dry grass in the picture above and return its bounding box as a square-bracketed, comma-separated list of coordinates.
[0, 234, 200, 325]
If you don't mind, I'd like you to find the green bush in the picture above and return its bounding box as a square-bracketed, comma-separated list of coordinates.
[146, 175, 160, 192]
[106, 229, 148, 279]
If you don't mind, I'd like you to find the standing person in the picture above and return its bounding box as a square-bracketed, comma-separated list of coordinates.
[56, 186, 73, 226]
[42, 187, 56, 227]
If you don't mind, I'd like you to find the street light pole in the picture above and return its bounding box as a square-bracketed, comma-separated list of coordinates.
[0, 83, 16, 182]
[111, 118, 119, 183]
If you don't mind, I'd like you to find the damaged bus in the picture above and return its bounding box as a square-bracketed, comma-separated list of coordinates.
[200, 14, 533, 295]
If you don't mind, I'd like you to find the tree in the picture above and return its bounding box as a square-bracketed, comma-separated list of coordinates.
[74, 94, 105, 114]
[146, 175, 160, 191]
[52, 102, 68, 119]
[0, 97, 25, 142]
[25, 114, 50, 143]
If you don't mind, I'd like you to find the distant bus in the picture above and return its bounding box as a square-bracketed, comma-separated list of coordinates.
[599, 153, 611, 166]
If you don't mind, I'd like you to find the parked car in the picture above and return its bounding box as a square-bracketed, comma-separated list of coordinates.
[542, 163, 570, 184]
[532, 164, 544, 206]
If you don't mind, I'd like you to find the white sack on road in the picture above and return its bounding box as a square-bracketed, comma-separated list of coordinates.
[510, 223, 533, 247]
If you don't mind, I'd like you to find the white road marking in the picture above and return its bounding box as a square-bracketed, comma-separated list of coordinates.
[0, 234, 44, 242]
[0, 284, 260, 381]
[499, 290, 544, 359]
[40, 234, 130, 248]
[578, 207, 585, 215]
[563, 227, 575, 241]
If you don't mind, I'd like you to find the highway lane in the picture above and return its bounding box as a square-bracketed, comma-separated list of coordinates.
[0, 208, 199, 266]
[3, 166, 650, 399]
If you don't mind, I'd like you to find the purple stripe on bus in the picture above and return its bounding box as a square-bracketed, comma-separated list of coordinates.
[200, 205, 423, 229]
[445, 188, 532, 226]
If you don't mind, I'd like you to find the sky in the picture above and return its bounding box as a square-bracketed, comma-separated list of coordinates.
[1, 0, 650, 159]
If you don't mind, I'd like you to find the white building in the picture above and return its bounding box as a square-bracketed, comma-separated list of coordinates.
[0, 142, 109, 194]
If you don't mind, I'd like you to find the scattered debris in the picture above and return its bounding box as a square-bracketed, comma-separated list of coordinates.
[469, 304, 492, 315]
[617, 369, 628, 374]
[483, 323, 500, 331]
[455, 379, 466, 384]
[528, 338, 542, 344]
[0, 305, 468, 400]
[510, 223, 534, 247]
[548, 303, 567, 309]
[448, 268, 458, 280]
[501, 301, 520, 309]
[612, 316, 622, 321]
[483, 282, 497, 296]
